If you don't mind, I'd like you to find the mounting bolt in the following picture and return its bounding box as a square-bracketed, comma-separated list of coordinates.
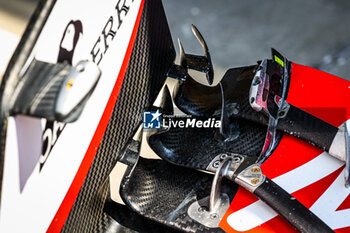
[251, 178, 259, 184]
[251, 167, 261, 173]
[213, 160, 221, 168]
[232, 155, 242, 163]
[220, 153, 228, 160]
[210, 213, 218, 219]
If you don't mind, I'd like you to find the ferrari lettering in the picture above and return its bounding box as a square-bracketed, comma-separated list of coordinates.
[91, 0, 135, 64]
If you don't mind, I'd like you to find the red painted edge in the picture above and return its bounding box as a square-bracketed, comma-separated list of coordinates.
[46, 1, 145, 232]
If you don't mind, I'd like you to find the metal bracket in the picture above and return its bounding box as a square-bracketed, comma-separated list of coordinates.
[188, 155, 233, 228]
[206, 153, 243, 173]
[235, 164, 266, 192]
[249, 54, 290, 164]
[189, 154, 268, 227]
[187, 194, 230, 228]
[249, 59, 269, 113]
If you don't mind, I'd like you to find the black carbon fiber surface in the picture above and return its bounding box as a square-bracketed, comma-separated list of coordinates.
[174, 65, 259, 119]
[278, 104, 338, 152]
[149, 119, 266, 170]
[61, 0, 176, 232]
[87, 180, 179, 233]
[120, 158, 237, 233]
[174, 75, 221, 118]
[220, 66, 268, 125]
[103, 200, 180, 233]
[12, 60, 67, 120]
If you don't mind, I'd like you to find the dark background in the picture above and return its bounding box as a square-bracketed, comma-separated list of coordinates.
[162, 0, 350, 80]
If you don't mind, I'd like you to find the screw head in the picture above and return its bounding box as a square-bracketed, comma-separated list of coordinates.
[210, 213, 218, 219]
[213, 160, 221, 168]
[220, 153, 228, 160]
[232, 155, 242, 163]
[251, 178, 259, 184]
[251, 167, 261, 173]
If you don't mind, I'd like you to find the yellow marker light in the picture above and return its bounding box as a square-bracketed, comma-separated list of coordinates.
[274, 55, 285, 68]
[66, 78, 74, 90]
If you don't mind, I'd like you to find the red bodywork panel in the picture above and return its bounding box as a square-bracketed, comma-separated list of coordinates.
[220, 63, 350, 232]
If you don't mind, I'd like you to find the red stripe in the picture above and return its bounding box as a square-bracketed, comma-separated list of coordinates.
[292, 166, 344, 208]
[336, 193, 350, 211]
[46, 1, 145, 232]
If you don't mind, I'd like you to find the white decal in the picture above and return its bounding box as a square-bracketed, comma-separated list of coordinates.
[227, 152, 349, 231]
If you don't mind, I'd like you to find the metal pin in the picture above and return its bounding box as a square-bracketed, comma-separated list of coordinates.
[209, 158, 232, 213]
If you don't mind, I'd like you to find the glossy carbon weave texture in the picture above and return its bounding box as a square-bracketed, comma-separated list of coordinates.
[120, 158, 237, 233]
[61, 0, 176, 232]
[103, 201, 181, 233]
[11, 60, 68, 119]
[96, 181, 179, 233]
[173, 65, 266, 125]
[149, 119, 267, 170]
